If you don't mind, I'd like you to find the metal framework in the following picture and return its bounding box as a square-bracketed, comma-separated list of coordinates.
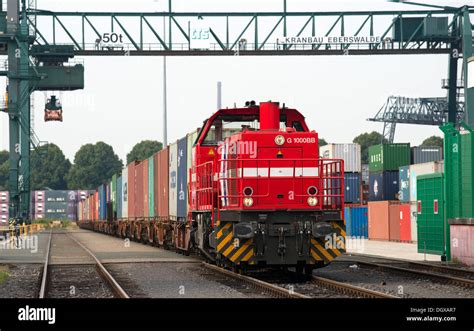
[1, 0, 473, 221]
[368, 96, 465, 142]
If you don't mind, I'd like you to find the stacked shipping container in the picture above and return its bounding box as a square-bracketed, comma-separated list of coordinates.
[320, 143, 361, 203]
[0, 191, 8, 224]
[31, 190, 90, 221]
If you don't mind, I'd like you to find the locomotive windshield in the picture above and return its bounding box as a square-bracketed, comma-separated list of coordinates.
[201, 114, 304, 145]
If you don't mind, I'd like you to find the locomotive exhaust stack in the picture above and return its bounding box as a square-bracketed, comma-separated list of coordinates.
[259, 101, 280, 131]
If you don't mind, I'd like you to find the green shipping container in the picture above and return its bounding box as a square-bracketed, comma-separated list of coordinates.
[441, 123, 474, 219]
[111, 174, 117, 214]
[368, 143, 410, 172]
[148, 156, 154, 217]
[417, 173, 450, 260]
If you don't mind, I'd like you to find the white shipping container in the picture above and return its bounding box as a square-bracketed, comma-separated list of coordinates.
[169, 142, 178, 218]
[319, 143, 361, 173]
[121, 167, 128, 218]
[410, 201, 418, 242]
[187, 129, 199, 213]
[409, 161, 444, 202]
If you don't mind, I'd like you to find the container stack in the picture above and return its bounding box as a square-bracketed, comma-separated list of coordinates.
[31, 190, 87, 221]
[0, 191, 9, 224]
[320, 143, 362, 204]
[368, 143, 410, 201]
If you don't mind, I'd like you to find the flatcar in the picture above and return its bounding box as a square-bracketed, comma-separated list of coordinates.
[78, 101, 346, 274]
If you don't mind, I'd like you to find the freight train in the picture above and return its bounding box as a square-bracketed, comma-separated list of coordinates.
[78, 101, 346, 274]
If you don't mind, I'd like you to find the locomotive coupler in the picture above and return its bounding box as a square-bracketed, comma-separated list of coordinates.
[254, 223, 266, 257]
[277, 226, 286, 257]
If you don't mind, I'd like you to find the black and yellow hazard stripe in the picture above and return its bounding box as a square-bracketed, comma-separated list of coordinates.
[310, 221, 346, 264]
[215, 222, 255, 265]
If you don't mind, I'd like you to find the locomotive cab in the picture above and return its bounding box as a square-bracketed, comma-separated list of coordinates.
[190, 102, 345, 272]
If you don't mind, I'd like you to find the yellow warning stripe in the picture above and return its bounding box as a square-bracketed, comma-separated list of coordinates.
[310, 249, 322, 261]
[332, 222, 346, 237]
[311, 239, 334, 262]
[331, 248, 342, 257]
[241, 249, 254, 262]
[217, 223, 232, 239]
[229, 241, 251, 262]
[223, 243, 235, 257]
[217, 232, 233, 252]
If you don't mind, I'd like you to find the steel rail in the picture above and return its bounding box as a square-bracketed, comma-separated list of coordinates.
[66, 233, 130, 298]
[38, 229, 52, 299]
[202, 262, 310, 299]
[311, 275, 398, 298]
[355, 261, 474, 288]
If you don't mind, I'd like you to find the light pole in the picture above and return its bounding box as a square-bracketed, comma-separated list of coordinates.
[163, 10, 167, 147]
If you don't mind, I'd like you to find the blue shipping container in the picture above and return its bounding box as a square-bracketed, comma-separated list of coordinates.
[117, 176, 122, 219]
[350, 206, 368, 238]
[177, 137, 188, 218]
[98, 184, 107, 220]
[368, 170, 399, 201]
[399, 165, 410, 202]
[344, 173, 361, 203]
[344, 207, 352, 236]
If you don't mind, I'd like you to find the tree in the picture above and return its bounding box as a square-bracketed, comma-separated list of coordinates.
[0, 150, 8, 165]
[0, 159, 8, 191]
[126, 140, 163, 164]
[353, 131, 388, 164]
[421, 136, 443, 148]
[318, 138, 328, 148]
[30, 144, 71, 190]
[67, 142, 123, 189]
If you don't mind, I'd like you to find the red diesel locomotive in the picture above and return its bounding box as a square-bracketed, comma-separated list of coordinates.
[79, 101, 346, 274]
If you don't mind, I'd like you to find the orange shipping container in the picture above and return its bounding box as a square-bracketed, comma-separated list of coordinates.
[388, 204, 400, 241]
[368, 201, 400, 241]
[128, 161, 138, 218]
[399, 204, 411, 242]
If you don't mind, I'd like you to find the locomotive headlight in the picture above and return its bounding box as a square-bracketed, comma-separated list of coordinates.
[243, 186, 254, 196]
[243, 197, 254, 207]
[274, 135, 285, 146]
[307, 186, 318, 196]
[307, 197, 318, 206]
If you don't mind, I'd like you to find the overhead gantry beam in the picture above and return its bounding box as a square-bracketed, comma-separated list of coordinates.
[20, 8, 473, 56]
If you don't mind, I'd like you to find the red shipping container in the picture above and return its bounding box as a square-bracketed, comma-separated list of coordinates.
[94, 191, 99, 220]
[135, 160, 145, 217]
[399, 204, 411, 242]
[153, 151, 160, 216]
[156, 148, 169, 217]
[128, 161, 137, 218]
[143, 158, 149, 217]
[389, 204, 400, 241]
[368, 201, 400, 241]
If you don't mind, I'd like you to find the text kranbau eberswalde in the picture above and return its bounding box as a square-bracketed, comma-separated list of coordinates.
[18, 305, 56, 325]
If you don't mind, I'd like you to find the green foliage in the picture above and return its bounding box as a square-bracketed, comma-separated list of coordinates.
[318, 138, 328, 148]
[421, 136, 443, 148]
[66, 142, 123, 190]
[0, 150, 8, 165]
[353, 131, 388, 164]
[126, 140, 163, 165]
[30, 144, 71, 190]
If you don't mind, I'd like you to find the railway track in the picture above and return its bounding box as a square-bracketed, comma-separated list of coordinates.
[343, 254, 474, 288]
[203, 263, 396, 298]
[39, 231, 129, 298]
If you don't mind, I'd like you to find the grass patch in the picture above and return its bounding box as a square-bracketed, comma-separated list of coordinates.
[32, 219, 73, 229]
[0, 266, 10, 285]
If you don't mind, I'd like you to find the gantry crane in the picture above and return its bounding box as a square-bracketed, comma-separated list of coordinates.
[0, 0, 473, 221]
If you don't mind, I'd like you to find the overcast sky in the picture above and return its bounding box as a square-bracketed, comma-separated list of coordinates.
[0, 0, 471, 164]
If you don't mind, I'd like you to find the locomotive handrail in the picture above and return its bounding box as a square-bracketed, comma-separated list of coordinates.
[217, 157, 344, 209]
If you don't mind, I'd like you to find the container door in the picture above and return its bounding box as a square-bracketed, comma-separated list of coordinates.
[177, 137, 188, 219]
[148, 156, 155, 217]
[399, 204, 411, 241]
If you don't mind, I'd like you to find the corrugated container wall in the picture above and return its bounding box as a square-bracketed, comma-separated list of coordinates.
[368, 171, 399, 201]
[177, 137, 188, 218]
[319, 143, 362, 173]
[449, 219, 474, 266]
[98, 185, 107, 220]
[121, 167, 128, 218]
[143, 158, 149, 217]
[417, 173, 449, 259]
[460, 131, 473, 217]
[148, 156, 154, 217]
[388, 204, 400, 241]
[411, 146, 443, 164]
[169, 142, 178, 218]
[349, 206, 368, 238]
[409, 161, 444, 202]
[156, 148, 169, 217]
[344, 173, 361, 203]
[399, 203, 411, 242]
[368, 143, 410, 172]
[187, 130, 199, 213]
[368, 201, 392, 241]
[127, 162, 137, 218]
[344, 207, 351, 236]
[399, 166, 410, 202]
[111, 174, 117, 214]
[135, 160, 146, 217]
[116, 175, 122, 219]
